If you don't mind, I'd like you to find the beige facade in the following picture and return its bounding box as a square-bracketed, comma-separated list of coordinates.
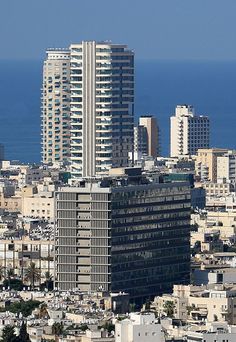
[41, 49, 71, 164]
[217, 150, 236, 183]
[156, 284, 236, 325]
[153, 293, 188, 321]
[0, 193, 22, 212]
[21, 194, 54, 221]
[139, 115, 160, 158]
[196, 148, 228, 182]
[0, 237, 54, 284]
[203, 181, 233, 197]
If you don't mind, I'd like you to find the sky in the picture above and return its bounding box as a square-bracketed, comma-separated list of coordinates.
[1, 0, 236, 61]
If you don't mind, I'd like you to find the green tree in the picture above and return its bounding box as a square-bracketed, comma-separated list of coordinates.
[79, 324, 88, 332]
[6, 300, 41, 317]
[0, 325, 17, 342]
[99, 322, 114, 334]
[6, 269, 14, 290]
[24, 262, 41, 289]
[52, 322, 64, 337]
[16, 322, 30, 342]
[163, 301, 175, 317]
[3, 279, 23, 291]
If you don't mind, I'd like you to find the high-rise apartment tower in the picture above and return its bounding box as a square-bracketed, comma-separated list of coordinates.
[41, 42, 134, 175]
[170, 105, 210, 158]
[41, 49, 71, 164]
[70, 41, 134, 178]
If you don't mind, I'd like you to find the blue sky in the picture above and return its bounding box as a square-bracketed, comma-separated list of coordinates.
[0, 0, 236, 60]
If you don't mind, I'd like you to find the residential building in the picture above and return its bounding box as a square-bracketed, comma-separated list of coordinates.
[155, 284, 236, 325]
[170, 105, 210, 158]
[55, 168, 191, 300]
[115, 312, 164, 342]
[41, 49, 71, 165]
[134, 115, 160, 161]
[0, 237, 54, 284]
[203, 180, 234, 198]
[187, 325, 236, 342]
[70, 41, 134, 178]
[217, 150, 236, 184]
[195, 148, 228, 182]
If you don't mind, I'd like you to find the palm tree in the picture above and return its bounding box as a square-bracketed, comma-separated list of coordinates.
[44, 271, 53, 290]
[52, 322, 63, 342]
[163, 300, 175, 318]
[24, 262, 41, 290]
[6, 268, 14, 290]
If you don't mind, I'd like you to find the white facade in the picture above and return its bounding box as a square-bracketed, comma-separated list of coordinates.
[217, 150, 236, 184]
[70, 41, 134, 178]
[115, 313, 164, 342]
[170, 105, 210, 157]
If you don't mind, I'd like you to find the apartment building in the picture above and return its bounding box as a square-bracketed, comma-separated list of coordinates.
[41, 49, 71, 164]
[217, 150, 236, 184]
[0, 237, 54, 284]
[170, 105, 210, 158]
[195, 148, 228, 182]
[155, 284, 236, 325]
[70, 41, 134, 178]
[55, 168, 191, 300]
[115, 312, 164, 342]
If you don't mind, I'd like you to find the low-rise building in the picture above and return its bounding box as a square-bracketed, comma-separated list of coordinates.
[115, 312, 164, 342]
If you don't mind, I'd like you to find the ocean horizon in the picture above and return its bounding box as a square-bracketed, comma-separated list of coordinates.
[0, 59, 236, 163]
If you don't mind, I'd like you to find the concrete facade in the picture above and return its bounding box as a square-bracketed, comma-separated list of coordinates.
[55, 171, 191, 300]
[170, 105, 210, 158]
[41, 49, 71, 164]
[70, 41, 134, 178]
[196, 148, 228, 182]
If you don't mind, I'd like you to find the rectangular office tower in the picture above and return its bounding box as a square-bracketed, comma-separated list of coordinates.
[41, 49, 71, 164]
[70, 42, 134, 178]
[170, 105, 210, 158]
[55, 169, 191, 300]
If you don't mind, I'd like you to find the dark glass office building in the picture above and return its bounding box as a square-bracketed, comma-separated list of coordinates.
[55, 169, 191, 301]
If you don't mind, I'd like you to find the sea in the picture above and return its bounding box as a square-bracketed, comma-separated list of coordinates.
[0, 59, 236, 163]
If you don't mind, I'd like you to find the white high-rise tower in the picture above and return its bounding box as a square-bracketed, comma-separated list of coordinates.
[70, 41, 134, 178]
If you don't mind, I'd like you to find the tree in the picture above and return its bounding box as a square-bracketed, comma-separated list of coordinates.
[99, 322, 114, 334]
[52, 322, 64, 337]
[16, 322, 30, 342]
[6, 269, 14, 290]
[39, 303, 49, 319]
[6, 300, 41, 317]
[163, 301, 175, 317]
[3, 279, 23, 291]
[24, 262, 41, 289]
[0, 325, 17, 342]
